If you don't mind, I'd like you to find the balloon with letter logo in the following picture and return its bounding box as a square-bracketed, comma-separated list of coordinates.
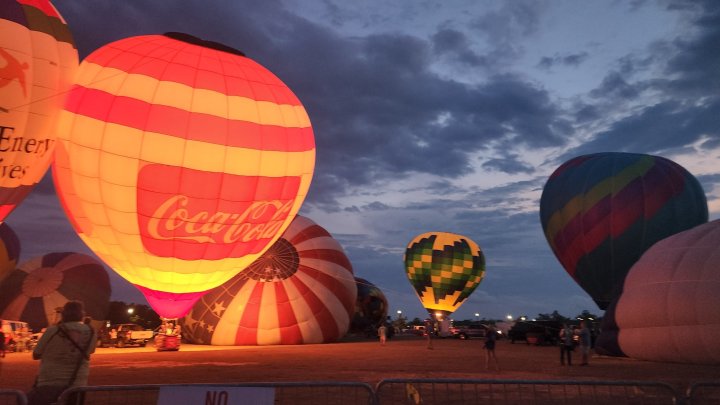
[404, 232, 485, 317]
[53, 33, 315, 317]
[0, 0, 78, 221]
[182, 215, 356, 345]
[540, 152, 708, 309]
[0, 221, 21, 283]
[0, 252, 111, 331]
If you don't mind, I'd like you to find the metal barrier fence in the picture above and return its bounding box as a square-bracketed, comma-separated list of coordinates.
[0, 390, 27, 405]
[57, 382, 376, 405]
[375, 379, 681, 405]
[687, 382, 720, 405]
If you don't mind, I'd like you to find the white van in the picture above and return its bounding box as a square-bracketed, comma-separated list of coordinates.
[1, 319, 31, 352]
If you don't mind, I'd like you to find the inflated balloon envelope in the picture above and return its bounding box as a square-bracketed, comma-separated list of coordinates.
[53, 33, 315, 318]
[540, 152, 707, 310]
[404, 232, 486, 317]
[0, 0, 78, 221]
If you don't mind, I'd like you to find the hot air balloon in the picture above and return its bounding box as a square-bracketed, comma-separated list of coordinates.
[540, 152, 708, 309]
[0, 221, 20, 283]
[0, 252, 111, 331]
[404, 232, 485, 318]
[182, 215, 356, 345]
[599, 220, 720, 365]
[52, 33, 315, 318]
[349, 277, 388, 334]
[0, 0, 77, 221]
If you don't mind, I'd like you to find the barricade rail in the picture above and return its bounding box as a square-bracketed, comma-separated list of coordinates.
[7, 378, 712, 404]
[0, 390, 27, 405]
[57, 382, 376, 405]
[375, 378, 681, 405]
[687, 381, 720, 405]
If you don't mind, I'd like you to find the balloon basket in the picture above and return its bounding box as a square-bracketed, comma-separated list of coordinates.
[155, 334, 180, 351]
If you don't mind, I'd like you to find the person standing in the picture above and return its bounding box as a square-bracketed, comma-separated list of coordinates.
[424, 319, 434, 350]
[578, 320, 591, 366]
[28, 301, 96, 405]
[378, 324, 387, 345]
[559, 323, 574, 366]
[484, 324, 500, 371]
[0, 329, 5, 358]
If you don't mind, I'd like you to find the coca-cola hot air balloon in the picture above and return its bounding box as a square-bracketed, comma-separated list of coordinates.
[53, 33, 315, 317]
[404, 232, 485, 318]
[182, 215, 356, 345]
[0, 252, 111, 331]
[0, 0, 78, 221]
[540, 152, 707, 309]
[602, 220, 720, 365]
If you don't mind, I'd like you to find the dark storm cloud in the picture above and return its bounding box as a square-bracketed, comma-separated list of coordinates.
[481, 155, 534, 175]
[568, 0, 720, 157]
[55, 1, 568, 212]
[431, 28, 488, 67]
[536, 52, 589, 70]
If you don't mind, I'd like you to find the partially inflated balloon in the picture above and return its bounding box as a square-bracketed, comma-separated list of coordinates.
[349, 277, 388, 333]
[182, 215, 355, 345]
[0, 222, 20, 283]
[53, 33, 315, 317]
[0, 252, 111, 331]
[0, 0, 77, 221]
[540, 152, 707, 309]
[607, 220, 720, 364]
[404, 232, 485, 316]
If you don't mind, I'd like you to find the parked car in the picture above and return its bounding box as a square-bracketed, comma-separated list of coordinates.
[98, 323, 154, 348]
[507, 320, 562, 345]
[450, 323, 487, 340]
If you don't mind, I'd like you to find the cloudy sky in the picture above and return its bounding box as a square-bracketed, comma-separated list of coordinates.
[8, 0, 720, 322]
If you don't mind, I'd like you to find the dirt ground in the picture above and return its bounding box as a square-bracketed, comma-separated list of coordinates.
[1, 334, 718, 394]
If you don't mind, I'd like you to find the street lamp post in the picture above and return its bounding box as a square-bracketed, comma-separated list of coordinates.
[474, 313, 480, 322]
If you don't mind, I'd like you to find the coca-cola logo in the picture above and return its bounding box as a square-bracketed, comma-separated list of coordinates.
[138, 164, 301, 260]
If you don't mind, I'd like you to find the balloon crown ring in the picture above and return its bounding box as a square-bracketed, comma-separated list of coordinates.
[164, 32, 246, 57]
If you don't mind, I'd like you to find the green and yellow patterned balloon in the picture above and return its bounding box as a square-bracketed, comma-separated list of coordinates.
[404, 232, 485, 316]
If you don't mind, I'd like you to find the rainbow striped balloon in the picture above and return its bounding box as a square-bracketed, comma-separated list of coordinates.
[540, 152, 707, 309]
[182, 215, 356, 345]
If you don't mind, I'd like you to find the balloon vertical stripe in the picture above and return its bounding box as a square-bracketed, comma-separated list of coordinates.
[183, 215, 356, 345]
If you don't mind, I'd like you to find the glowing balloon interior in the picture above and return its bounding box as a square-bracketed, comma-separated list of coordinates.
[53, 33, 315, 317]
[183, 215, 356, 345]
[0, 0, 78, 221]
[540, 152, 707, 309]
[404, 232, 485, 316]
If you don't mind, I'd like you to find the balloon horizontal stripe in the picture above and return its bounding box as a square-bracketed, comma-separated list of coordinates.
[551, 162, 689, 269]
[545, 157, 655, 243]
[82, 39, 301, 105]
[64, 87, 313, 152]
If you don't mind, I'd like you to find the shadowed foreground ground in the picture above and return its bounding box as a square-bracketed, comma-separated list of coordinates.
[1, 335, 718, 394]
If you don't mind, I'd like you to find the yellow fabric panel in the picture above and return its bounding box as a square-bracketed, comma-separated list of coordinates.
[100, 124, 143, 159]
[138, 130, 186, 166]
[191, 87, 228, 117]
[153, 80, 193, 110]
[116, 73, 158, 100]
[257, 286, 280, 344]
[227, 96, 260, 123]
[182, 139, 226, 172]
[98, 152, 139, 187]
[68, 116, 104, 152]
[72, 171, 102, 203]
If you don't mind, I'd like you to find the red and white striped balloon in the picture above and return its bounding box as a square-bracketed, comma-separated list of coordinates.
[182, 215, 356, 345]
